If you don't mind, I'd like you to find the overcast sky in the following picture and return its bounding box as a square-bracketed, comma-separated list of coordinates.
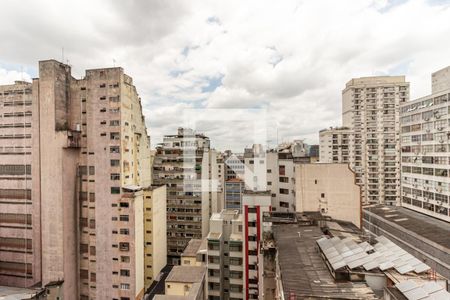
[1, 0, 450, 151]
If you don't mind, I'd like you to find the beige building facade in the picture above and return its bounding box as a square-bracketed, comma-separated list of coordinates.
[0, 59, 158, 300]
[295, 163, 362, 227]
[143, 185, 168, 289]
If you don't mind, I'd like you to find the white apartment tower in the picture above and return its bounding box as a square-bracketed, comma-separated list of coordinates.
[321, 76, 409, 205]
[400, 67, 450, 222]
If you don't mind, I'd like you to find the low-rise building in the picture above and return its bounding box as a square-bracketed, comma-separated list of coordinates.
[363, 205, 450, 280]
[154, 266, 206, 300]
[181, 239, 207, 267]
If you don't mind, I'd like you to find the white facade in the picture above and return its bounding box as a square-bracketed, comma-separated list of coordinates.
[400, 69, 450, 222]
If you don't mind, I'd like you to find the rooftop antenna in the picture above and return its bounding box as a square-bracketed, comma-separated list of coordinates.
[61, 47, 64, 63]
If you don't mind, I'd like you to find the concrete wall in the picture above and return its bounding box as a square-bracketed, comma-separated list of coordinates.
[144, 185, 167, 288]
[295, 163, 361, 227]
[38, 60, 79, 298]
[432, 66, 450, 93]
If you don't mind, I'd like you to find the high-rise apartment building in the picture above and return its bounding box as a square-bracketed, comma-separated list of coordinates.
[153, 128, 219, 265]
[400, 67, 450, 222]
[321, 76, 409, 205]
[0, 59, 160, 300]
[0, 80, 38, 287]
[319, 127, 354, 163]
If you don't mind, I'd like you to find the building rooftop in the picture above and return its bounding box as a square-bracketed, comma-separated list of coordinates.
[181, 239, 204, 257]
[165, 266, 205, 284]
[364, 205, 450, 250]
[272, 223, 378, 299]
[0, 286, 44, 300]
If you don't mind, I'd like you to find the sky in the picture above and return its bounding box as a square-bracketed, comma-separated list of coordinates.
[1, 0, 450, 151]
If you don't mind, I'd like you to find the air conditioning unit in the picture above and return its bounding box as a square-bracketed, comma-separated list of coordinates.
[436, 114, 441, 119]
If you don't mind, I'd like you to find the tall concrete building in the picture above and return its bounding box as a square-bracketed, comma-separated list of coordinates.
[153, 128, 220, 265]
[321, 76, 409, 205]
[400, 66, 450, 222]
[0, 81, 38, 287]
[0, 59, 160, 300]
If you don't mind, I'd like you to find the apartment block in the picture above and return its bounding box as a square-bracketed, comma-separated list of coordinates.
[206, 191, 271, 300]
[295, 163, 362, 227]
[400, 67, 450, 222]
[242, 191, 271, 300]
[143, 185, 167, 289]
[0, 59, 156, 300]
[153, 128, 218, 265]
[206, 210, 244, 300]
[319, 127, 354, 164]
[321, 76, 409, 205]
[245, 141, 308, 212]
[0, 81, 39, 287]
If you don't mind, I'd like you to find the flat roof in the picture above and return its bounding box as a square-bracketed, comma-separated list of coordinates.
[165, 266, 205, 284]
[364, 205, 450, 250]
[0, 286, 44, 300]
[272, 223, 377, 299]
[181, 239, 203, 257]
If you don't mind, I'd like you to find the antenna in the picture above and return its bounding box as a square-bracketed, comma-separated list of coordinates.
[61, 47, 64, 62]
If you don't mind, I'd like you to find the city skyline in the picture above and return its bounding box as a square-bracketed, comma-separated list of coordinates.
[1, 0, 450, 151]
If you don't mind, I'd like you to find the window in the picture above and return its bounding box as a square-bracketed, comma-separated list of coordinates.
[120, 269, 130, 277]
[111, 187, 120, 194]
[110, 132, 120, 140]
[119, 215, 129, 222]
[111, 173, 120, 180]
[110, 120, 120, 126]
[321, 193, 325, 198]
[279, 165, 285, 175]
[119, 243, 130, 251]
[120, 283, 130, 290]
[121, 256, 130, 263]
[120, 228, 129, 235]
[279, 188, 289, 195]
[111, 160, 120, 167]
[279, 176, 289, 183]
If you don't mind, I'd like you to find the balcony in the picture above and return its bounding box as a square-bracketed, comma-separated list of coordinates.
[66, 130, 81, 148]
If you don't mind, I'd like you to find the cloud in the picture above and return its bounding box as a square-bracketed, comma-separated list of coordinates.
[1, 0, 450, 151]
